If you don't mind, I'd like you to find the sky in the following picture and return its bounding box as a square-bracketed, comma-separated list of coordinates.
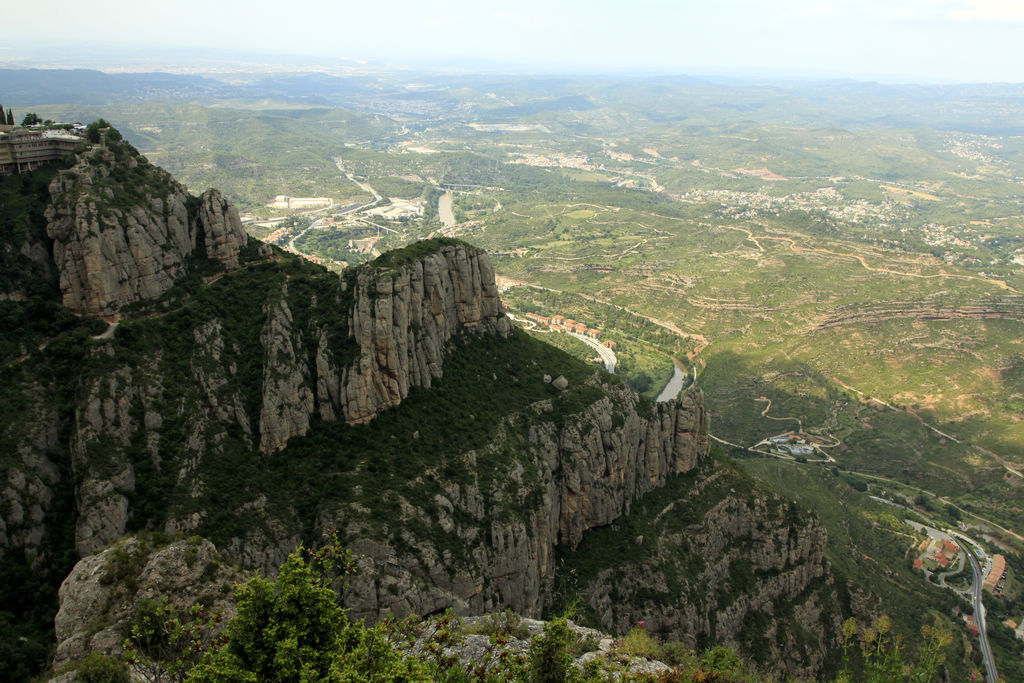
[2, 0, 1024, 83]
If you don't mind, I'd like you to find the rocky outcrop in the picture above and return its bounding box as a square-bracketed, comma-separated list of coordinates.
[569, 460, 841, 679]
[334, 380, 709, 623]
[539, 385, 708, 551]
[52, 536, 244, 670]
[0, 144, 836, 681]
[195, 188, 247, 269]
[70, 366, 143, 557]
[0, 382, 61, 561]
[402, 614, 674, 679]
[44, 141, 246, 317]
[33, 239, 711, 624]
[258, 288, 314, 454]
[342, 242, 512, 423]
[1, 234, 717, 661]
[250, 242, 516, 451]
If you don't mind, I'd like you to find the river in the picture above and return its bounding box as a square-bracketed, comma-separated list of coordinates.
[656, 362, 687, 402]
[438, 191, 455, 227]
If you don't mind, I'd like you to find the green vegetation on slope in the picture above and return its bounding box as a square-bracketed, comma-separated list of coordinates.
[739, 458, 976, 679]
[0, 161, 67, 298]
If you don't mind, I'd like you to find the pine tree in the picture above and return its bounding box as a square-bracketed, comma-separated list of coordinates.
[5, 110, 13, 126]
[0, 106, 6, 124]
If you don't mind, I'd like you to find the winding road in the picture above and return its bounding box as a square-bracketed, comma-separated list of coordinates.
[567, 331, 616, 373]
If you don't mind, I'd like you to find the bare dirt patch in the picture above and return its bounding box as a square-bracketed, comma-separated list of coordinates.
[881, 185, 941, 201]
[733, 167, 787, 181]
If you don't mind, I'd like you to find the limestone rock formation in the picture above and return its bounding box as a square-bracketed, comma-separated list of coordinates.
[342, 242, 512, 423]
[52, 536, 243, 670]
[43, 140, 246, 317]
[0, 139, 839, 681]
[71, 367, 144, 557]
[3, 235, 714, 630]
[403, 614, 673, 678]
[570, 460, 840, 679]
[335, 380, 709, 622]
[195, 188, 247, 269]
[0, 382, 60, 560]
[258, 288, 314, 454]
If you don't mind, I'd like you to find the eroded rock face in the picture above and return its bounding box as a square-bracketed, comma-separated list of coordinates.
[44, 144, 246, 317]
[258, 288, 314, 454]
[342, 243, 512, 423]
[47, 242, 711, 616]
[195, 188, 247, 269]
[0, 382, 60, 562]
[254, 243, 514, 451]
[574, 462, 840, 680]
[71, 366, 145, 557]
[52, 536, 244, 671]
[334, 381, 710, 623]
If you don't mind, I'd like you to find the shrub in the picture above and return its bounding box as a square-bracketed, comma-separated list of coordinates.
[464, 609, 531, 641]
[654, 640, 697, 667]
[572, 633, 600, 657]
[618, 624, 658, 659]
[528, 616, 575, 683]
[76, 653, 131, 683]
[188, 539, 426, 683]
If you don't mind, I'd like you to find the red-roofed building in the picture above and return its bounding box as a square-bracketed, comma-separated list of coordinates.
[984, 554, 1007, 594]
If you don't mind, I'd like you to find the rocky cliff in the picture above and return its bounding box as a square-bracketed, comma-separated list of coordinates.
[54, 239, 711, 592]
[341, 245, 512, 424]
[259, 241, 515, 452]
[336, 378, 709, 623]
[51, 534, 243, 672]
[13, 233, 717, 672]
[43, 136, 246, 317]
[562, 458, 841, 679]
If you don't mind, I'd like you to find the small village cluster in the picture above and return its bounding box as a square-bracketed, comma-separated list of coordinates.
[523, 312, 602, 339]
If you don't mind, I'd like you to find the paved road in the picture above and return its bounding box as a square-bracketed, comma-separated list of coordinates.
[957, 540, 999, 683]
[902, 525, 997, 681]
[937, 551, 967, 587]
[333, 161, 383, 212]
[567, 331, 616, 373]
[288, 219, 319, 253]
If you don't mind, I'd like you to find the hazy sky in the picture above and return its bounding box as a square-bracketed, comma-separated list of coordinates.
[3, 0, 1024, 82]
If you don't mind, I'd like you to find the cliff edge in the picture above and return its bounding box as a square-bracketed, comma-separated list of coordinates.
[43, 133, 246, 317]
